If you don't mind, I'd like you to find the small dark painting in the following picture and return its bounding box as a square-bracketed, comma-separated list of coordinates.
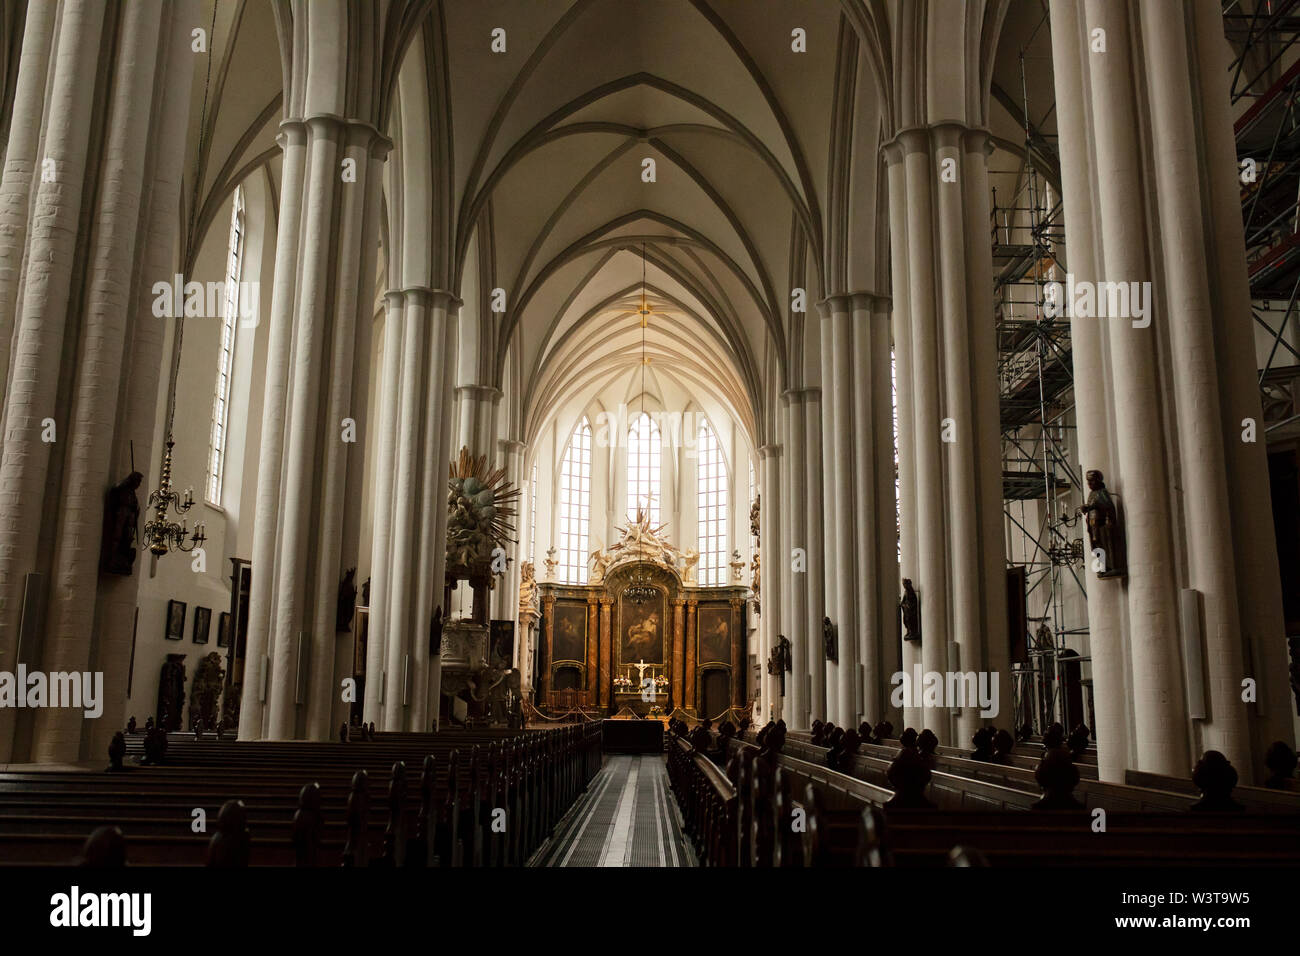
[552, 602, 587, 664]
[192, 606, 211, 644]
[166, 600, 186, 641]
[698, 605, 730, 665]
[216, 611, 231, 648]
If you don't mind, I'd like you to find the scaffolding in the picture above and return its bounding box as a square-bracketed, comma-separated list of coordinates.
[991, 43, 1092, 738]
[991, 4, 1300, 737]
[1224, 0, 1300, 442]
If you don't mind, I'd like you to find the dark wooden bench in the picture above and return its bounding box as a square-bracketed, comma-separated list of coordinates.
[0, 722, 602, 867]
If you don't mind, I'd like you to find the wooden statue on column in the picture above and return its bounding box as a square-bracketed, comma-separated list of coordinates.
[1077, 470, 1126, 579]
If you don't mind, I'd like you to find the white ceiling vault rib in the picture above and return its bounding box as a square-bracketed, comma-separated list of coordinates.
[410, 0, 859, 453]
[190, 0, 890, 454]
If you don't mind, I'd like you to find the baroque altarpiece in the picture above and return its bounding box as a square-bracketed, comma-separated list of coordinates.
[536, 510, 748, 720]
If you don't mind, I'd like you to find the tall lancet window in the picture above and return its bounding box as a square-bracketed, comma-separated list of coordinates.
[206, 184, 244, 506]
[697, 420, 728, 586]
[530, 462, 538, 565]
[626, 411, 661, 525]
[558, 419, 592, 584]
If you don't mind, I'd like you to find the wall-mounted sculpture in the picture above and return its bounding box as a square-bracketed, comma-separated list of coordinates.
[1077, 470, 1126, 578]
[901, 579, 921, 642]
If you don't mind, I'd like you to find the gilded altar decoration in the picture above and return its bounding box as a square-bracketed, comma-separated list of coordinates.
[587, 503, 704, 584]
[538, 504, 749, 720]
[446, 446, 519, 570]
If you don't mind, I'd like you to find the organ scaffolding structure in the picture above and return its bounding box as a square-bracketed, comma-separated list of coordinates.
[991, 45, 1091, 739]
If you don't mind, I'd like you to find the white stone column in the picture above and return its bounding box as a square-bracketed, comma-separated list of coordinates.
[886, 151, 923, 734]
[1048, 0, 1131, 780]
[241, 119, 309, 741]
[802, 389, 827, 723]
[0, 0, 200, 762]
[758, 443, 781, 720]
[782, 391, 808, 728]
[28, 0, 172, 761]
[883, 123, 1008, 744]
[238, 113, 390, 742]
[819, 296, 860, 728]
[362, 292, 404, 726]
[1082, 0, 1188, 776]
[0, 0, 57, 430]
[411, 292, 458, 731]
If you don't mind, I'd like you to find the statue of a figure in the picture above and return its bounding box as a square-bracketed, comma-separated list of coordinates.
[750, 494, 760, 543]
[766, 635, 792, 695]
[361, 577, 371, 607]
[901, 579, 921, 642]
[101, 471, 144, 575]
[518, 561, 537, 614]
[336, 567, 357, 632]
[1077, 470, 1125, 578]
[589, 548, 613, 582]
[682, 548, 700, 585]
[544, 546, 558, 582]
[157, 654, 187, 732]
[823, 615, 837, 663]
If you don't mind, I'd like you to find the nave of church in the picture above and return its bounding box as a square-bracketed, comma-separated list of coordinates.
[0, 0, 1299, 933]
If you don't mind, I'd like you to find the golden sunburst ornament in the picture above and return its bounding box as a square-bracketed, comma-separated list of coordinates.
[446, 446, 520, 568]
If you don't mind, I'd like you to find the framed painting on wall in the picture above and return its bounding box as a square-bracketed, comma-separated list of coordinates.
[192, 606, 211, 644]
[165, 600, 186, 641]
[551, 601, 587, 664]
[697, 604, 732, 665]
[216, 611, 232, 648]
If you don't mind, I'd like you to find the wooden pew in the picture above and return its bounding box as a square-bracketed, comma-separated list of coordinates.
[0, 722, 603, 867]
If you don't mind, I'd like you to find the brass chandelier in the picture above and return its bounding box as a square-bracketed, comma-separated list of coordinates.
[625, 241, 657, 607]
[144, 436, 205, 556]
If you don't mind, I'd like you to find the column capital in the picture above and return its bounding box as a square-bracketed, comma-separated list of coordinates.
[498, 438, 526, 455]
[881, 122, 992, 162]
[816, 291, 891, 317]
[783, 386, 822, 404]
[280, 113, 394, 158]
[385, 286, 462, 310]
[758, 443, 782, 459]
[456, 383, 504, 402]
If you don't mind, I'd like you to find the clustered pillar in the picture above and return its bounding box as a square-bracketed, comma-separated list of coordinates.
[0, 0, 196, 762]
[1049, 0, 1293, 781]
[884, 124, 1010, 746]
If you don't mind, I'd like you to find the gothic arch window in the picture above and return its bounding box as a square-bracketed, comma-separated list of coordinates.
[206, 184, 244, 506]
[627, 411, 661, 525]
[697, 420, 728, 586]
[558, 419, 592, 584]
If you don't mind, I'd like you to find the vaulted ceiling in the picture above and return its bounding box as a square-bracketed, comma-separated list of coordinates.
[180, 0, 1038, 451]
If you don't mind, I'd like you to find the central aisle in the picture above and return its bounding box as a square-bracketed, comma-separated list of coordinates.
[532, 754, 696, 867]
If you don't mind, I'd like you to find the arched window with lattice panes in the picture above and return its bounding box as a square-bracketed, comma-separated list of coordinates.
[626, 411, 661, 525]
[206, 184, 244, 506]
[558, 419, 592, 584]
[697, 420, 728, 586]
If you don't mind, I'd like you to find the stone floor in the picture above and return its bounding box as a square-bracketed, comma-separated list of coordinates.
[531, 754, 696, 867]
